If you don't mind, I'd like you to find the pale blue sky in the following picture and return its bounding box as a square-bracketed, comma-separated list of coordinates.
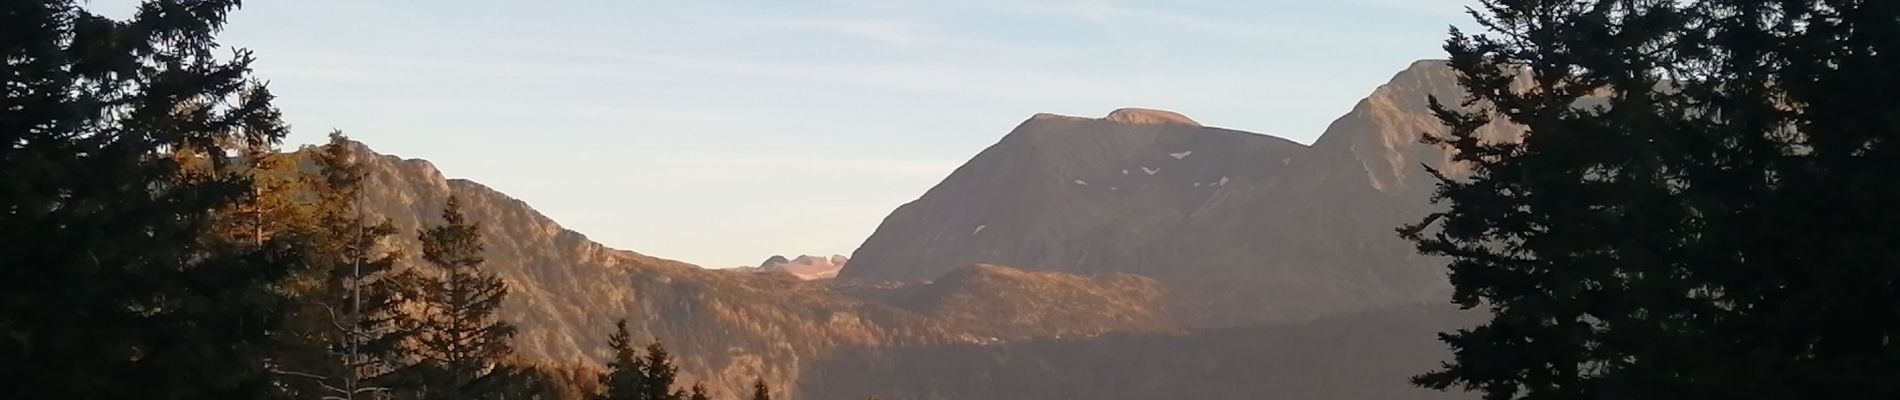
[91, 0, 1475, 268]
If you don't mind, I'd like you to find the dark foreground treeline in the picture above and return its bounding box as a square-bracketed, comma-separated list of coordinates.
[0, 2, 780, 399]
[1403, 0, 1900, 399]
[11, 0, 1900, 399]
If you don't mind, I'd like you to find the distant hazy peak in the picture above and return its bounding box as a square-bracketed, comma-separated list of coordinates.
[759, 255, 792, 269]
[756, 253, 848, 280]
[1104, 108, 1201, 127]
[793, 254, 839, 264]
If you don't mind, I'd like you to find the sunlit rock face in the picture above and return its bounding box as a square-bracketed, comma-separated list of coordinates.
[329, 60, 1508, 400]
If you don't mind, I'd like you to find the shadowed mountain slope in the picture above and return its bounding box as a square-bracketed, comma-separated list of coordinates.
[841, 61, 1519, 327]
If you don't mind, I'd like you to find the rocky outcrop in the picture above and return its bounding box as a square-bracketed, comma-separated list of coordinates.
[1104, 107, 1202, 127]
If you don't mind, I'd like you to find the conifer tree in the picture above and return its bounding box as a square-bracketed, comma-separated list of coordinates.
[0, 0, 295, 398]
[597, 319, 648, 400]
[272, 132, 423, 400]
[478, 359, 604, 400]
[1408, 0, 1900, 399]
[214, 134, 312, 247]
[407, 196, 517, 398]
[748, 379, 771, 400]
[312, 133, 421, 384]
[595, 319, 696, 400]
[687, 384, 711, 400]
[638, 342, 687, 400]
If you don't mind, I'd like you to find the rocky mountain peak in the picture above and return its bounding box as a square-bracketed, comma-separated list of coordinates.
[1104, 107, 1201, 127]
[759, 255, 792, 269]
[756, 254, 848, 280]
[1301, 59, 1528, 193]
[842, 60, 1484, 327]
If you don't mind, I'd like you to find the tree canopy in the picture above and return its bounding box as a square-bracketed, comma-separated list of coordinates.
[596, 318, 698, 400]
[406, 196, 518, 398]
[1409, 0, 1900, 399]
[1, 0, 295, 398]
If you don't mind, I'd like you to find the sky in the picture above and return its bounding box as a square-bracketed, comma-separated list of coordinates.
[90, 0, 1477, 268]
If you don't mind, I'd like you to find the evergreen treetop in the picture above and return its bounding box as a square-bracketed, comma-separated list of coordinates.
[1409, 1, 1900, 399]
[1, 0, 293, 398]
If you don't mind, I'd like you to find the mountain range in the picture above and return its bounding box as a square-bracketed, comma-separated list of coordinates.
[336, 60, 1506, 399]
[846, 59, 1520, 328]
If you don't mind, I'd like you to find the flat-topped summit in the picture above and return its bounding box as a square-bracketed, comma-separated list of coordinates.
[844, 60, 1490, 327]
[1104, 107, 1201, 127]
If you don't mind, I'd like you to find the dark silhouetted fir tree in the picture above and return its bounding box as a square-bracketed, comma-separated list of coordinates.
[595, 319, 697, 400]
[1407, 0, 1900, 399]
[0, 0, 296, 398]
[748, 379, 771, 400]
[637, 342, 687, 400]
[478, 359, 605, 400]
[687, 383, 711, 400]
[597, 319, 648, 400]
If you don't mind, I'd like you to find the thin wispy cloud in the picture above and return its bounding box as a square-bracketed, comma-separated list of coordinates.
[649, 151, 963, 179]
[954, 1, 1282, 41]
[1339, 0, 1477, 16]
[760, 18, 945, 48]
[518, 45, 1274, 106]
[1065, 2, 1221, 30]
[727, 14, 1062, 60]
[256, 49, 676, 87]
